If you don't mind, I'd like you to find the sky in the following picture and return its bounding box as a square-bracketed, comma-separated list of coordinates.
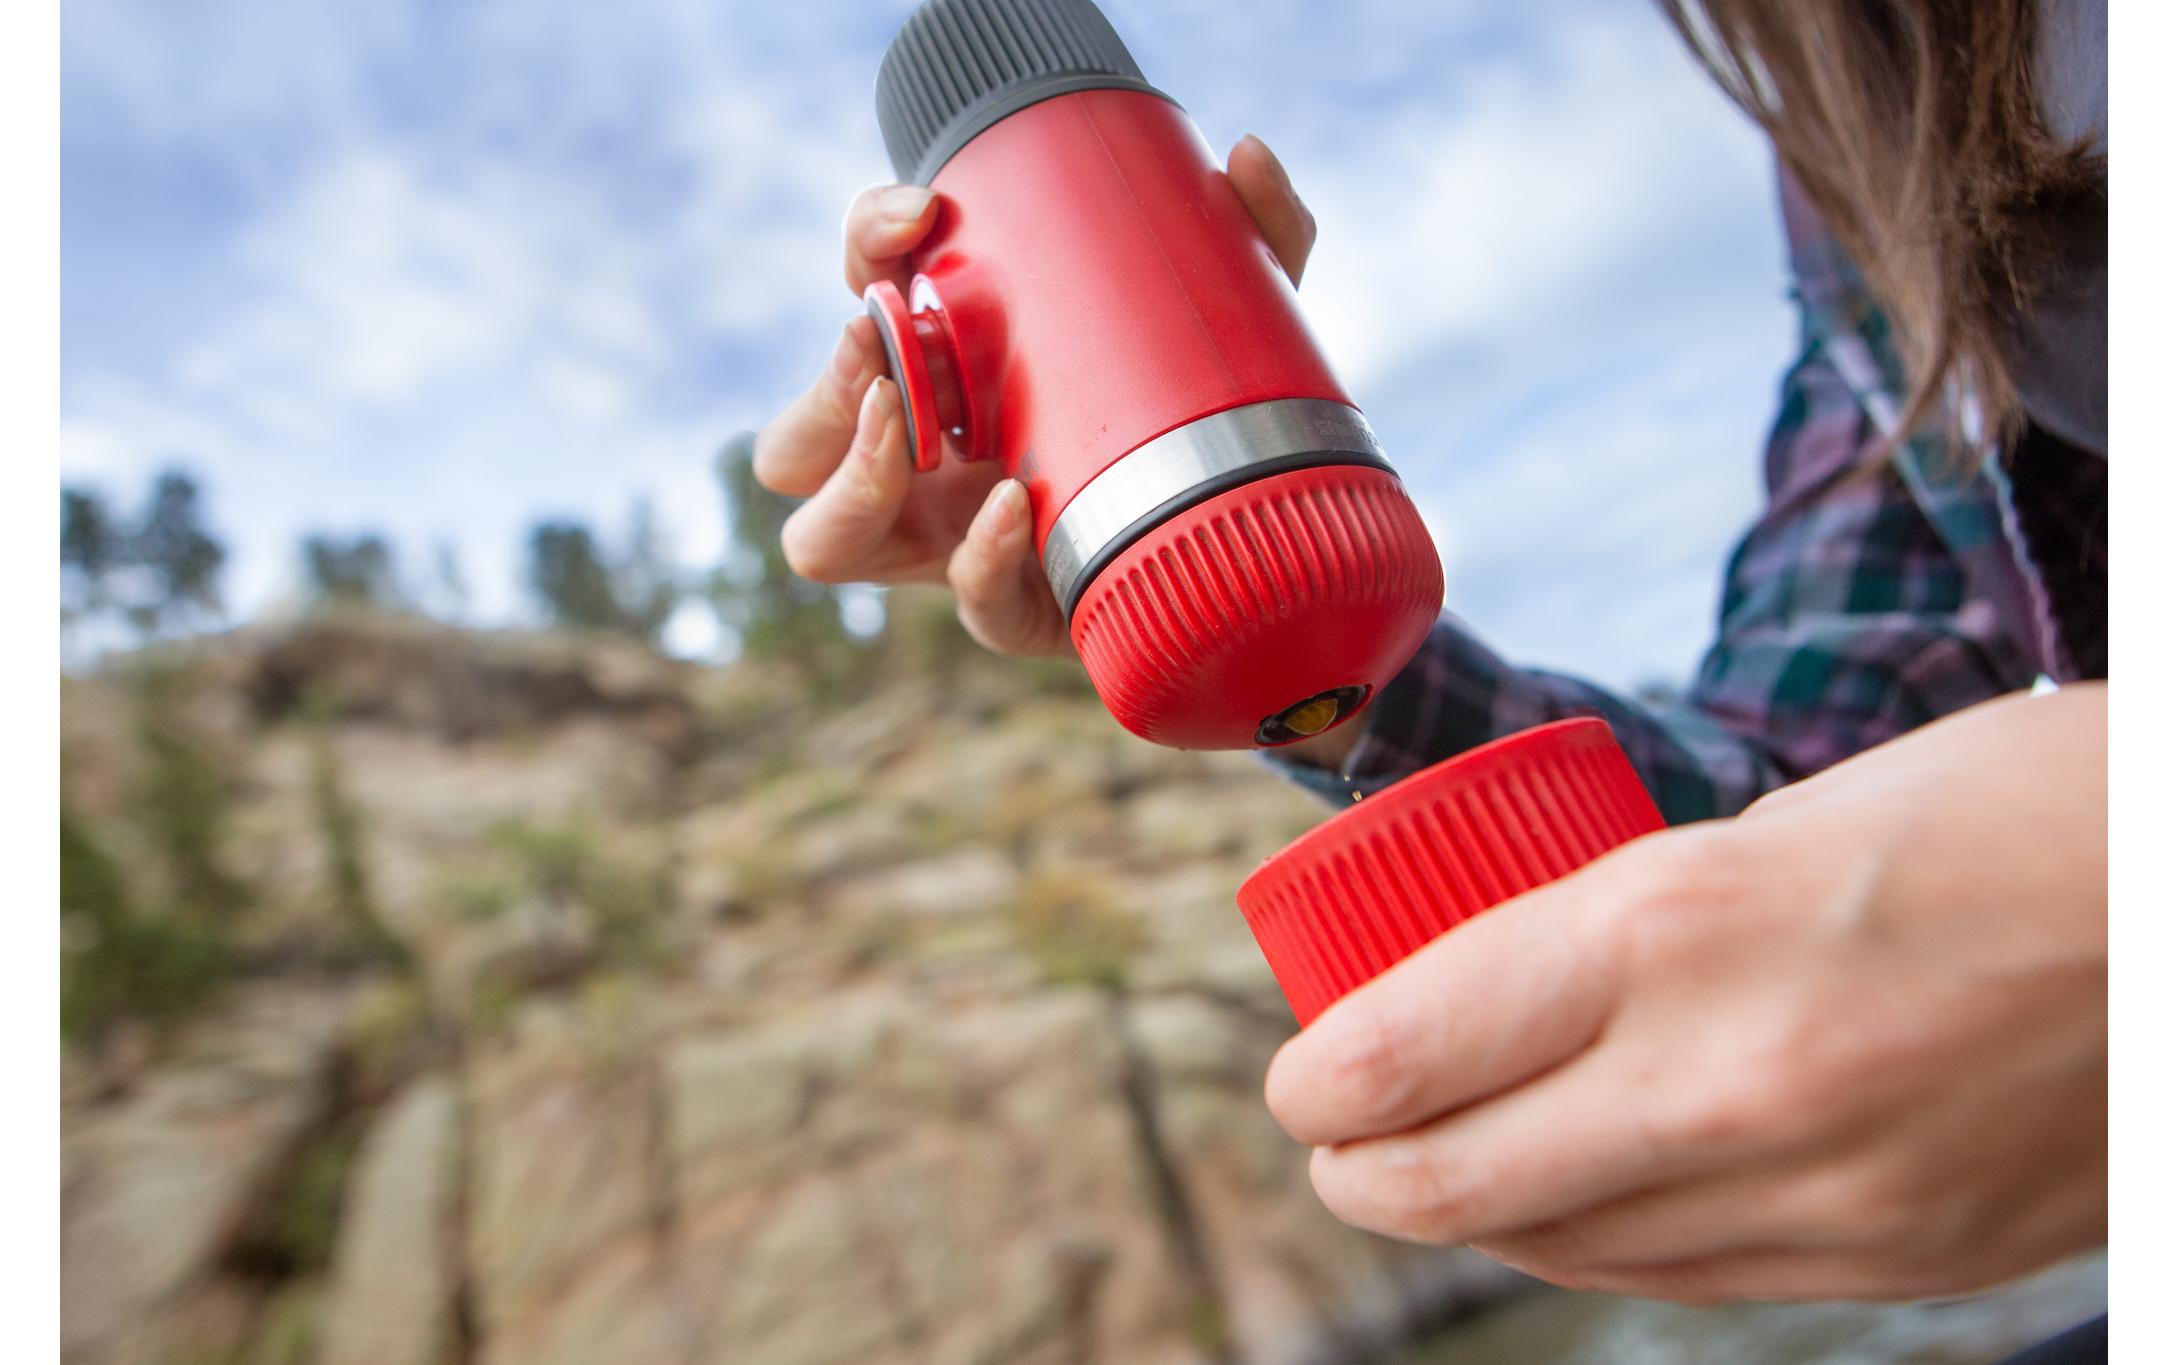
[60, 0, 1796, 689]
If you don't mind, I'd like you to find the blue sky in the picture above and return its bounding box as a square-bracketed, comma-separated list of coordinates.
[61, 0, 1795, 688]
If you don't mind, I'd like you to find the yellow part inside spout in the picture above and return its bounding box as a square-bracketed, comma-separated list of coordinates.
[1279, 696, 1341, 738]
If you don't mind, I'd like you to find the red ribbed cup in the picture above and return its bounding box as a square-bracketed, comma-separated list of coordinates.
[1068, 464, 1443, 750]
[1237, 718, 1666, 1026]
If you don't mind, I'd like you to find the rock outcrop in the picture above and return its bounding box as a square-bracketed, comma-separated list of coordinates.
[61, 617, 1523, 1365]
[59, 615, 2103, 1364]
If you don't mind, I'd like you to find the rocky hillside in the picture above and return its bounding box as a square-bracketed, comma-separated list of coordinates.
[59, 611, 2101, 1365]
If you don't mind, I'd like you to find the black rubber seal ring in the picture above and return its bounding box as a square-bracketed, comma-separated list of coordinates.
[1057, 450, 1398, 618]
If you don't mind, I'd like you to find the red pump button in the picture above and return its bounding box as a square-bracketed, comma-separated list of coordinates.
[863, 277, 966, 472]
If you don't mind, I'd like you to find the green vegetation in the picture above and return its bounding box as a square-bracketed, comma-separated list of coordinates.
[244, 1284, 324, 1365]
[431, 817, 675, 976]
[301, 691, 407, 968]
[877, 584, 975, 683]
[343, 977, 436, 1104]
[440, 867, 522, 924]
[527, 499, 680, 647]
[64, 438, 1089, 701]
[496, 819, 673, 967]
[61, 670, 426, 1041]
[60, 804, 232, 1042]
[302, 533, 404, 610]
[56, 445, 1101, 1041]
[128, 664, 250, 927]
[62, 664, 252, 1040]
[62, 469, 226, 640]
[261, 1127, 364, 1275]
[708, 430, 856, 668]
[58, 488, 119, 620]
[1010, 869, 1147, 992]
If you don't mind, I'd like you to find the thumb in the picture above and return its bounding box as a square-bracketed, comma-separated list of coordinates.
[1228, 134, 1318, 287]
[1263, 864, 1625, 1148]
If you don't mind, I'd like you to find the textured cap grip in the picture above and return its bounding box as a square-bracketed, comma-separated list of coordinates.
[1068, 463, 1443, 751]
[876, 0, 1172, 184]
[1236, 719, 1666, 1026]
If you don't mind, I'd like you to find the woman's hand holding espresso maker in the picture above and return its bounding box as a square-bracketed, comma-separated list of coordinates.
[1264, 685, 2107, 1303]
[753, 135, 1317, 660]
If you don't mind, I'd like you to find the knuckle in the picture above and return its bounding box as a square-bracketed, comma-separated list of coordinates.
[1761, 1032, 1859, 1129]
[779, 519, 843, 585]
[1599, 826, 1746, 959]
[1260, 1047, 1309, 1134]
[1836, 1158, 1979, 1266]
[818, 370, 861, 428]
[751, 435, 818, 498]
[1318, 1147, 1467, 1244]
[1651, 1072, 1790, 1153]
[840, 192, 886, 287]
[1318, 1008, 1418, 1127]
[1834, 1167, 1927, 1251]
[1377, 1166, 1459, 1240]
[943, 548, 976, 598]
[843, 184, 888, 236]
[843, 463, 889, 514]
[945, 548, 993, 608]
[749, 435, 788, 492]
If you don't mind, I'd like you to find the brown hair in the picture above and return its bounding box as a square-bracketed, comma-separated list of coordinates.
[1656, 0, 2103, 444]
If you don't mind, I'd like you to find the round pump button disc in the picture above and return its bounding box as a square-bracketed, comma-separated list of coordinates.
[1255, 685, 1371, 747]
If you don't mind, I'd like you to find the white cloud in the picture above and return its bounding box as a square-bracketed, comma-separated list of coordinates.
[63, 2, 410, 166]
[1194, 3, 1798, 687]
[64, 2, 888, 630]
[1278, 6, 1777, 389]
[63, 0, 1797, 685]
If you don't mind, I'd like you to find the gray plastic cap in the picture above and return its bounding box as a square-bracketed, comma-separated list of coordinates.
[875, 0, 1174, 185]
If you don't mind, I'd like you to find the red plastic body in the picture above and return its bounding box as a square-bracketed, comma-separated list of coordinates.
[870, 86, 1443, 749]
[899, 88, 1352, 542]
[1236, 720, 1667, 1026]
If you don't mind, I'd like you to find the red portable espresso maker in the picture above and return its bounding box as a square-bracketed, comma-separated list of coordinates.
[868, 0, 1666, 1024]
[868, 0, 1444, 752]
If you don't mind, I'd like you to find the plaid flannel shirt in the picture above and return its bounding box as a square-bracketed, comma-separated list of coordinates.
[1273, 169, 2089, 823]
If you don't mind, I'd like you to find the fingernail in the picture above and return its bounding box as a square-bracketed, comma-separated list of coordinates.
[858, 378, 901, 462]
[984, 479, 1027, 538]
[877, 185, 935, 226]
[862, 374, 898, 426]
[829, 323, 867, 385]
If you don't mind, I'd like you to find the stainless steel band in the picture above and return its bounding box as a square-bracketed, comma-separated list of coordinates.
[1040, 397, 1394, 615]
